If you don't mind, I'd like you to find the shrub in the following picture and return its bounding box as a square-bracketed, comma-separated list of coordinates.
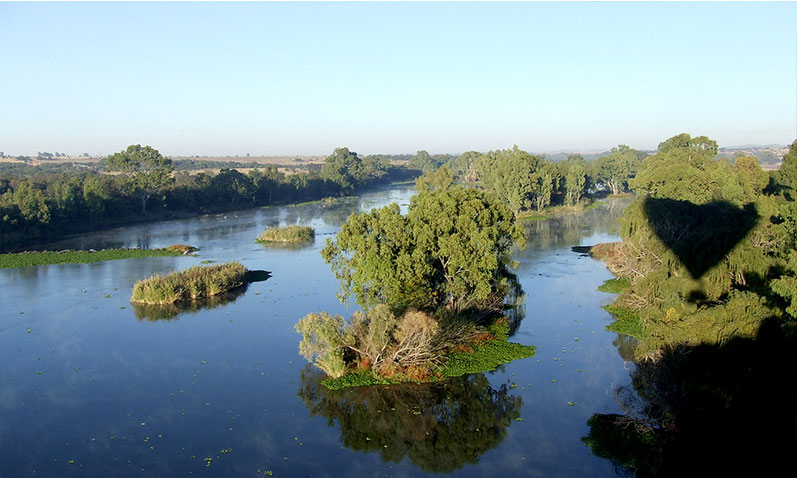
[295, 312, 352, 379]
[256, 225, 314, 243]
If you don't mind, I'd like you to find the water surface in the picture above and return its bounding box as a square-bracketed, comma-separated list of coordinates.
[0, 187, 634, 477]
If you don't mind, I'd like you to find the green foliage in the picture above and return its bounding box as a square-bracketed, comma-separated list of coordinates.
[594, 145, 641, 195]
[777, 139, 797, 199]
[597, 277, 631, 293]
[321, 147, 388, 195]
[322, 186, 524, 313]
[106, 144, 174, 213]
[596, 133, 797, 359]
[256, 225, 315, 243]
[0, 248, 182, 269]
[603, 305, 645, 339]
[295, 312, 352, 379]
[409, 150, 445, 173]
[414, 165, 454, 193]
[441, 322, 535, 378]
[475, 146, 543, 214]
[131, 262, 247, 305]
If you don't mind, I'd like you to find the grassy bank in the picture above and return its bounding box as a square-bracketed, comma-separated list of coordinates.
[256, 225, 315, 243]
[0, 247, 185, 269]
[131, 262, 248, 305]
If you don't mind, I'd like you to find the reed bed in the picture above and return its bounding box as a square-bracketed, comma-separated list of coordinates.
[256, 225, 314, 243]
[131, 262, 248, 305]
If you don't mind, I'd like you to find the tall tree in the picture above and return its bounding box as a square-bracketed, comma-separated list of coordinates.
[106, 144, 174, 213]
[322, 186, 525, 313]
[594, 145, 639, 195]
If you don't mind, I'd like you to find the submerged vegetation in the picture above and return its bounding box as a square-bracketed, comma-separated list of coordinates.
[297, 184, 532, 387]
[0, 247, 185, 269]
[256, 225, 314, 243]
[131, 262, 248, 304]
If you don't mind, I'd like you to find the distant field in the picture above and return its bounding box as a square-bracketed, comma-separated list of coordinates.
[173, 155, 326, 166]
[0, 155, 326, 166]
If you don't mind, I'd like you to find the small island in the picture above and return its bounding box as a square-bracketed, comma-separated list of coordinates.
[131, 261, 248, 305]
[296, 184, 535, 389]
[256, 225, 315, 244]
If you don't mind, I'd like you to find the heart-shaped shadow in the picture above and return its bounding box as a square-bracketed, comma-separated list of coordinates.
[642, 198, 759, 279]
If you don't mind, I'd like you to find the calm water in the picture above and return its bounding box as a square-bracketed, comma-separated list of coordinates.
[0, 187, 635, 477]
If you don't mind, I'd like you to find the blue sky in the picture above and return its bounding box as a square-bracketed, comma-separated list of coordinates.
[1, 2, 795, 157]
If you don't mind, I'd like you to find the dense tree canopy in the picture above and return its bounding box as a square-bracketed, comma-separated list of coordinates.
[322, 185, 524, 313]
[106, 144, 174, 213]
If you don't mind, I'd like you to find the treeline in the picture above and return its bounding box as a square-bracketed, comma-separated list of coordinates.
[594, 133, 797, 358]
[0, 146, 416, 252]
[409, 144, 647, 215]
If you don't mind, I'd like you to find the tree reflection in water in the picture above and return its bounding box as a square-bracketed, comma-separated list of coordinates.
[298, 366, 523, 473]
[583, 319, 796, 477]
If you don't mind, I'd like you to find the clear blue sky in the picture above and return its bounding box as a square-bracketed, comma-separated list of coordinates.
[1, 1, 795, 157]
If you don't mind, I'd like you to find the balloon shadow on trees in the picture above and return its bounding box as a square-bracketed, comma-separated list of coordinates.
[297, 366, 523, 473]
[642, 197, 759, 280]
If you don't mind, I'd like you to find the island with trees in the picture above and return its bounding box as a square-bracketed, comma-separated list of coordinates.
[295, 183, 535, 388]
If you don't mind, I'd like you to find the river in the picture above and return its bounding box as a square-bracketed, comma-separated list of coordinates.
[0, 185, 635, 477]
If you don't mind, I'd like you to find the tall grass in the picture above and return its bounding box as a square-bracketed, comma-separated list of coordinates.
[131, 262, 248, 305]
[256, 225, 314, 243]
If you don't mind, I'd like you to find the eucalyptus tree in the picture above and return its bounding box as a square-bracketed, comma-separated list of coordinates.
[106, 144, 174, 213]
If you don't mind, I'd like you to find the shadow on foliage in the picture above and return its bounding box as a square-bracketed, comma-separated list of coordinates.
[298, 366, 523, 473]
[132, 270, 270, 321]
[583, 318, 797, 477]
[642, 197, 758, 280]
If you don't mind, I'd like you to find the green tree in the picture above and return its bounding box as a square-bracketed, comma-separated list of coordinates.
[415, 165, 454, 193]
[322, 186, 524, 313]
[657, 133, 718, 167]
[106, 144, 174, 213]
[210, 168, 255, 206]
[594, 145, 639, 195]
[475, 146, 541, 214]
[777, 139, 797, 198]
[410, 150, 443, 173]
[321, 147, 364, 195]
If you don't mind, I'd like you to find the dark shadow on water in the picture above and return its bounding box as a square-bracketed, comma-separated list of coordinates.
[583, 318, 797, 477]
[642, 198, 758, 280]
[131, 270, 271, 321]
[298, 367, 523, 474]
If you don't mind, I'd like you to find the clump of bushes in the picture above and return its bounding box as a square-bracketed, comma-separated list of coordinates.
[256, 225, 314, 244]
[131, 262, 248, 304]
[295, 305, 534, 386]
[296, 306, 465, 380]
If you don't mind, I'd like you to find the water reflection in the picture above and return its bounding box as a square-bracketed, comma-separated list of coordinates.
[298, 367, 523, 473]
[131, 284, 250, 321]
[521, 198, 631, 252]
[584, 318, 796, 476]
